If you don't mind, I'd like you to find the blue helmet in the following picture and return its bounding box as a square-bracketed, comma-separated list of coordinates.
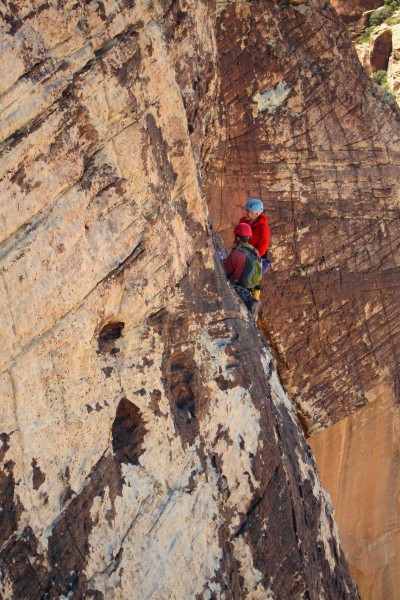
[245, 198, 264, 212]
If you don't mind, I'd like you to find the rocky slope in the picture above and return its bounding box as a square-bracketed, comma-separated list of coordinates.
[0, 1, 357, 599]
[206, 1, 400, 598]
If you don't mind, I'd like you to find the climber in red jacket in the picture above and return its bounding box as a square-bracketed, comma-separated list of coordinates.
[239, 198, 270, 258]
[224, 222, 261, 317]
[223, 222, 252, 283]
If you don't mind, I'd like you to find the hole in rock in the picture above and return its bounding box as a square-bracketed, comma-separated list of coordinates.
[112, 398, 147, 465]
[98, 321, 125, 354]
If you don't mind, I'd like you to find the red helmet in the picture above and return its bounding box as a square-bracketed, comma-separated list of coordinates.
[234, 223, 252, 237]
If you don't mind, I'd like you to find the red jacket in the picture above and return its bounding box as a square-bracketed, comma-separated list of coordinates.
[239, 213, 270, 257]
[223, 248, 246, 283]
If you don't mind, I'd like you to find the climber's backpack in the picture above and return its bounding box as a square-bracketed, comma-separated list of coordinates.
[237, 242, 262, 289]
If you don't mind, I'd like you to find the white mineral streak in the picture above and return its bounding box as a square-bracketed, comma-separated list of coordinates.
[253, 81, 291, 114]
[232, 536, 270, 600]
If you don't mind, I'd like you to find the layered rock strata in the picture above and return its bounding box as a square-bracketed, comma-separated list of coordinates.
[206, 1, 400, 597]
[0, 1, 356, 599]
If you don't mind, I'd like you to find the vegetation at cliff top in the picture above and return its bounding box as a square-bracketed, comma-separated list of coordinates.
[357, 1, 400, 42]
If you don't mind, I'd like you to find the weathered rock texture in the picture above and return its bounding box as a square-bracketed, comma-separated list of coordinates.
[370, 25, 393, 71]
[208, 0, 400, 436]
[387, 23, 400, 99]
[206, 0, 400, 597]
[0, 1, 357, 599]
[331, 0, 382, 35]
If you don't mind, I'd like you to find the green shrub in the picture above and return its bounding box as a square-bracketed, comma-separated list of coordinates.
[357, 26, 375, 42]
[385, 12, 400, 24]
[384, 0, 400, 8]
[373, 69, 395, 96]
[373, 70, 388, 85]
[370, 5, 395, 26]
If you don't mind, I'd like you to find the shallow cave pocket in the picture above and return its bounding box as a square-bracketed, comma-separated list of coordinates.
[112, 398, 147, 465]
[98, 321, 125, 355]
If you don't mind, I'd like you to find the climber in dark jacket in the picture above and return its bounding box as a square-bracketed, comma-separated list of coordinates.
[238, 198, 270, 258]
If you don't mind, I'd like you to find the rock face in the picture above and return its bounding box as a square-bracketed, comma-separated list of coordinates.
[208, 0, 400, 436]
[331, 0, 382, 35]
[206, 0, 400, 597]
[370, 25, 393, 71]
[309, 383, 400, 600]
[388, 24, 400, 100]
[0, 1, 357, 599]
[358, 20, 400, 105]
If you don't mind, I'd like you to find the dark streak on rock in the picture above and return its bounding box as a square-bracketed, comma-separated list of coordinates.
[102, 366, 114, 378]
[146, 113, 177, 190]
[0, 452, 126, 598]
[112, 398, 147, 466]
[149, 389, 163, 418]
[0, 447, 24, 548]
[31, 458, 46, 490]
[98, 321, 125, 354]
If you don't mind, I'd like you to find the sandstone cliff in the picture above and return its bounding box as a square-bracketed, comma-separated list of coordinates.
[206, 1, 400, 598]
[0, 1, 356, 599]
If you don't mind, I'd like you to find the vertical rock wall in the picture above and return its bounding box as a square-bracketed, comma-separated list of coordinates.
[207, 0, 400, 434]
[205, 1, 400, 597]
[0, 1, 356, 598]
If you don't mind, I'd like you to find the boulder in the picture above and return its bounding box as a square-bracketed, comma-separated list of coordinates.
[370, 24, 393, 71]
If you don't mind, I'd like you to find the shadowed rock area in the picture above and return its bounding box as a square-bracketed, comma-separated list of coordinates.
[0, 0, 360, 598]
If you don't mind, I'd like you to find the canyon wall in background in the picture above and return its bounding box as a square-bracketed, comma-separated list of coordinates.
[206, 1, 400, 598]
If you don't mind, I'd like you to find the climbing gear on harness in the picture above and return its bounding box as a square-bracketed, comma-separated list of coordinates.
[234, 223, 252, 237]
[245, 198, 264, 212]
[236, 243, 262, 289]
[252, 287, 261, 301]
[261, 250, 271, 274]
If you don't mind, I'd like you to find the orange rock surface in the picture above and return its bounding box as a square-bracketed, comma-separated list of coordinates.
[310, 383, 400, 600]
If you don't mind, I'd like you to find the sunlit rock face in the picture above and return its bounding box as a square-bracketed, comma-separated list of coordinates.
[357, 22, 400, 106]
[309, 382, 400, 600]
[205, 1, 400, 597]
[0, 1, 357, 598]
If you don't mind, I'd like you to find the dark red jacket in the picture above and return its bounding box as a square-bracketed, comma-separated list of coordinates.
[239, 213, 270, 257]
[223, 248, 246, 283]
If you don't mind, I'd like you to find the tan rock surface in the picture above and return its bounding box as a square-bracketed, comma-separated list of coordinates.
[207, 0, 400, 434]
[309, 384, 400, 600]
[387, 23, 400, 102]
[0, 1, 356, 598]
